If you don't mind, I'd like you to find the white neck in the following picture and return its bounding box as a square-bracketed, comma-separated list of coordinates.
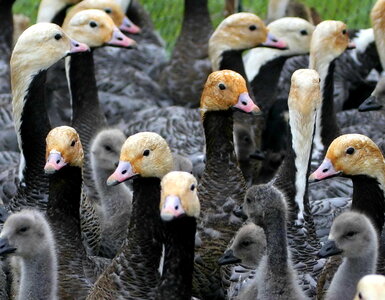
[243, 48, 282, 81]
[116, 0, 132, 14]
[37, 0, 67, 23]
[267, 0, 290, 21]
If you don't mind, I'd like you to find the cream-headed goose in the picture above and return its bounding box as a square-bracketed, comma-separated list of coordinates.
[8, 23, 88, 211]
[87, 132, 173, 298]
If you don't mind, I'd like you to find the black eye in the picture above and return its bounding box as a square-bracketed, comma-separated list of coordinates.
[71, 140, 76, 147]
[346, 231, 356, 238]
[358, 292, 363, 299]
[241, 240, 252, 247]
[249, 25, 257, 31]
[300, 29, 308, 36]
[342, 29, 347, 35]
[104, 145, 112, 151]
[104, 8, 112, 14]
[89, 21, 98, 28]
[246, 198, 251, 204]
[54, 33, 62, 40]
[190, 184, 195, 191]
[218, 83, 226, 90]
[346, 147, 355, 155]
[19, 226, 29, 233]
[143, 149, 150, 156]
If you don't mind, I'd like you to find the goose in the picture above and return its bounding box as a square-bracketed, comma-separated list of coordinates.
[310, 134, 385, 233]
[354, 274, 385, 300]
[8, 23, 88, 211]
[157, 0, 213, 107]
[192, 69, 260, 299]
[218, 223, 266, 299]
[90, 128, 132, 258]
[87, 132, 173, 299]
[0, 209, 58, 300]
[318, 212, 378, 300]
[242, 184, 308, 300]
[157, 171, 200, 299]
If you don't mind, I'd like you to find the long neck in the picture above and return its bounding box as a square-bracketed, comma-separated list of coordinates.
[219, 50, 247, 81]
[0, 0, 14, 93]
[69, 51, 106, 150]
[312, 61, 340, 155]
[263, 209, 290, 272]
[47, 165, 82, 224]
[156, 217, 196, 299]
[350, 175, 385, 233]
[250, 55, 288, 110]
[19, 250, 57, 300]
[372, 7, 385, 70]
[183, 0, 210, 30]
[18, 71, 51, 189]
[267, 0, 290, 21]
[37, 0, 69, 25]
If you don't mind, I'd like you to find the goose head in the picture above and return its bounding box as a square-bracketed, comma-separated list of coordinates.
[90, 129, 126, 172]
[209, 12, 287, 70]
[309, 134, 385, 182]
[200, 70, 260, 116]
[218, 222, 266, 267]
[63, 9, 136, 48]
[63, 0, 140, 34]
[241, 184, 287, 228]
[309, 20, 354, 70]
[0, 210, 55, 258]
[359, 77, 385, 112]
[318, 211, 377, 259]
[107, 132, 173, 185]
[267, 17, 315, 55]
[354, 274, 385, 300]
[44, 126, 84, 174]
[160, 171, 200, 221]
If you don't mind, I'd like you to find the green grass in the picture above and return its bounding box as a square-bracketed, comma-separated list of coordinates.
[13, 0, 377, 53]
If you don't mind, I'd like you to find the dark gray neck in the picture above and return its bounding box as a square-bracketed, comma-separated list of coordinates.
[0, 0, 14, 93]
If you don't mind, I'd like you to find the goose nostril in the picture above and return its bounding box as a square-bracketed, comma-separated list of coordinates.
[56, 160, 60, 164]
[241, 101, 247, 106]
[322, 168, 328, 173]
[117, 37, 123, 41]
[175, 206, 179, 210]
[272, 38, 278, 43]
[75, 43, 79, 47]
[122, 170, 127, 175]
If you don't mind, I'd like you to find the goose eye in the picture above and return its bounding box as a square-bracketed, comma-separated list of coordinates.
[345, 231, 356, 238]
[71, 140, 76, 147]
[54, 33, 62, 40]
[143, 149, 150, 156]
[104, 8, 112, 14]
[19, 226, 29, 233]
[300, 29, 308, 36]
[104, 145, 112, 151]
[358, 292, 363, 299]
[190, 184, 195, 191]
[346, 147, 355, 155]
[246, 198, 251, 204]
[241, 240, 252, 247]
[342, 29, 347, 35]
[89, 21, 98, 28]
[218, 83, 226, 90]
[249, 25, 257, 31]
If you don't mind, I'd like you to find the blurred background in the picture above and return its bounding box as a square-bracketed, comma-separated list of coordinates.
[13, 0, 377, 52]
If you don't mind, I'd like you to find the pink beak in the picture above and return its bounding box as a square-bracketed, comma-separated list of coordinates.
[309, 158, 341, 182]
[107, 160, 137, 186]
[160, 195, 186, 221]
[69, 39, 90, 54]
[107, 28, 137, 48]
[233, 92, 261, 115]
[261, 32, 288, 50]
[347, 41, 356, 50]
[120, 16, 141, 34]
[44, 152, 67, 174]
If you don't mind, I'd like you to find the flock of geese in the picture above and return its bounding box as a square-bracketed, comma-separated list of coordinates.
[0, 0, 385, 299]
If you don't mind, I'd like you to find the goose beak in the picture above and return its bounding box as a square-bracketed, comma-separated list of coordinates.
[249, 149, 265, 160]
[233, 205, 248, 221]
[68, 39, 90, 55]
[0, 238, 16, 256]
[218, 249, 241, 265]
[107, 28, 137, 49]
[261, 32, 288, 50]
[44, 152, 67, 174]
[309, 158, 341, 182]
[107, 161, 137, 186]
[161, 195, 186, 221]
[359, 95, 383, 112]
[347, 41, 356, 50]
[233, 93, 261, 115]
[317, 240, 342, 258]
[120, 16, 141, 34]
